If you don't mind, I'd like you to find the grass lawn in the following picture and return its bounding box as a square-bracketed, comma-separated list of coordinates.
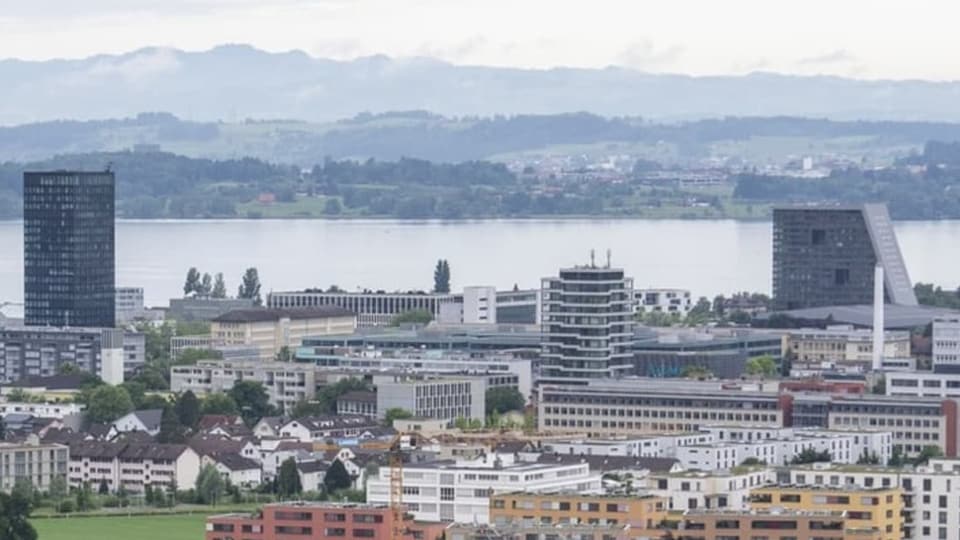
[34, 513, 210, 540]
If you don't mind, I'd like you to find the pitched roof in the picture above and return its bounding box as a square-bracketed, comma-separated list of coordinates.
[131, 409, 163, 431]
[287, 415, 380, 432]
[296, 460, 329, 474]
[114, 430, 156, 444]
[188, 435, 249, 457]
[68, 441, 127, 459]
[255, 416, 286, 431]
[213, 452, 260, 471]
[536, 453, 680, 474]
[6, 374, 86, 390]
[198, 414, 244, 430]
[120, 443, 190, 461]
[337, 391, 377, 404]
[87, 423, 114, 440]
[213, 306, 355, 323]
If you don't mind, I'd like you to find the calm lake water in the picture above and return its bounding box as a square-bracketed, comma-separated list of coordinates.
[0, 219, 958, 309]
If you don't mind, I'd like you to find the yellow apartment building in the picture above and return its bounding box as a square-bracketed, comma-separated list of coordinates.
[750, 485, 901, 540]
[489, 491, 667, 534]
[210, 306, 356, 360]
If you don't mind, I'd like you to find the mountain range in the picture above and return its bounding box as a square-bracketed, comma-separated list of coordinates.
[5, 44, 960, 125]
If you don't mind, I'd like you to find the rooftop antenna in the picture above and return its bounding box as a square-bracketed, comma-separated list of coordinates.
[589, 249, 596, 268]
[606, 249, 612, 268]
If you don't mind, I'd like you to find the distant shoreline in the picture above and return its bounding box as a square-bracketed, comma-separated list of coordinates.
[0, 215, 778, 224]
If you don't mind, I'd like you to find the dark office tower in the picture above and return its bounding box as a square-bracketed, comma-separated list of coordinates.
[540, 253, 635, 384]
[23, 171, 115, 327]
[772, 203, 917, 311]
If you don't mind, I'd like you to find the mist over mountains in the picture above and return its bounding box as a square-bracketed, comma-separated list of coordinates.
[5, 44, 960, 125]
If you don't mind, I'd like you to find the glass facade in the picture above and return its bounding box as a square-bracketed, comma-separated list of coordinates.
[23, 171, 115, 328]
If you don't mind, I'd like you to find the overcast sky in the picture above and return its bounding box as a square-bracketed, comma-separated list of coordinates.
[1, 0, 957, 80]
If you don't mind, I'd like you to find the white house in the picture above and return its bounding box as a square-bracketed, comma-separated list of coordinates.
[207, 453, 262, 488]
[112, 409, 163, 436]
[67, 441, 201, 493]
[278, 415, 382, 443]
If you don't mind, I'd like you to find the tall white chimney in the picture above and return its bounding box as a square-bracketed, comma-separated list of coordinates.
[872, 264, 885, 371]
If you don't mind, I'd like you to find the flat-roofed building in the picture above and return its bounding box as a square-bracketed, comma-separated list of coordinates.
[787, 325, 910, 367]
[268, 289, 457, 327]
[825, 394, 959, 457]
[634, 288, 693, 315]
[211, 307, 356, 360]
[678, 509, 882, 540]
[375, 374, 486, 422]
[645, 467, 776, 511]
[489, 491, 667, 531]
[171, 360, 317, 412]
[933, 316, 960, 373]
[750, 485, 902, 540]
[0, 435, 68, 492]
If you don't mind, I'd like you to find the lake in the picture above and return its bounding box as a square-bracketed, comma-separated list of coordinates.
[0, 219, 958, 309]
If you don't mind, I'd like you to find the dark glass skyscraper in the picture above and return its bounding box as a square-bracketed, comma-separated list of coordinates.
[772, 203, 917, 311]
[23, 171, 115, 327]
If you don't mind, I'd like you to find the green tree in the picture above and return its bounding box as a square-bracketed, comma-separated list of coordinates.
[790, 448, 832, 465]
[120, 380, 146, 409]
[195, 464, 225, 505]
[912, 445, 943, 465]
[211, 273, 227, 298]
[290, 400, 325, 418]
[183, 267, 201, 296]
[384, 408, 413, 427]
[857, 450, 881, 465]
[0, 489, 37, 540]
[158, 405, 186, 444]
[202, 393, 239, 415]
[745, 356, 779, 378]
[391, 309, 433, 326]
[315, 378, 372, 414]
[175, 390, 201, 429]
[198, 273, 213, 296]
[98, 479, 109, 495]
[324, 198, 343, 215]
[686, 296, 713, 324]
[739, 457, 766, 466]
[5, 389, 30, 403]
[485, 387, 525, 415]
[229, 381, 276, 425]
[84, 385, 134, 424]
[75, 482, 94, 511]
[680, 365, 713, 379]
[323, 459, 352, 493]
[433, 259, 451, 293]
[275, 346, 293, 362]
[277, 458, 303, 498]
[237, 267, 262, 306]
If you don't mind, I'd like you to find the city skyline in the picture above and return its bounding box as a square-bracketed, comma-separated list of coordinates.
[4, 0, 960, 81]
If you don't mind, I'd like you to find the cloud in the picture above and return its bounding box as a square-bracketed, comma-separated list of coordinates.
[797, 49, 857, 66]
[615, 39, 684, 70]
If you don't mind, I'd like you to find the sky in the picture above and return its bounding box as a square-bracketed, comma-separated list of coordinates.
[1, 0, 958, 80]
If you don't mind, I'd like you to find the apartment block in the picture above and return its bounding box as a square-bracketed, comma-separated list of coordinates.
[634, 288, 693, 315]
[66, 441, 201, 493]
[677, 509, 882, 540]
[489, 491, 666, 532]
[645, 467, 776, 511]
[211, 307, 356, 360]
[933, 317, 960, 373]
[0, 435, 68, 492]
[749, 485, 902, 540]
[0, 326, 142, 383]
[171, 360, 317, 412]
[366, 453, 602, 523]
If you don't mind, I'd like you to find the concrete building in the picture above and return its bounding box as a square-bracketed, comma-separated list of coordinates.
[115, 287, 145, 323]
[299, 325, 540, 356]
[489, 491, 667, 531]
[268, 289, 457, 327]
[366, 452, 602, 523]
[645, 467, 776, 511]
[632, 328, 783, 378]
[0, 435, 68, 492]
[772, 204, 917, 310]
[0, 326, 141, 383]
[494, 289, 541, 325]
[375, 375, 486, 422]
[171, 360, 317, 412]
[886, 371, 960, 399]
[211, 307, 356, 360]
[634, 288, 693, 315]
[23, 170, 116, 328]
[678, 509, 882, 540]
[540, 258, 635, 383]
[787, 325, 910, 367]
[336, 390, 378, 417]
[825, 394, 959, 457]
[66, 441, 201, 494]
[750, 485, 902, 540]
[933, 316, 960, 373]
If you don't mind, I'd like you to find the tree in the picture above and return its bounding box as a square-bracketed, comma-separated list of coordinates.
[0, 489, 37, 540]
[324, 198, 343, 215]
[745, 356, 779, 378]
[686, 297, 713, 324]
[211, 273, 227, 298]
[158, 405, 186, 444]
[680, 365, 713, 379]
[323, 459, 352, 493]
[229, 381, 276, 426]
[277, 458, 302, 498]
[391, 309, 433, 327]
[195, 464, 225, 505]
[275, 346, 293, 362]
[98, 479, 109, 495]
[739, 457, 766, 466]
[790, 448, 832, 465]
[857, 450, 881, 465]
[202, 393, 239, 415]
[485, 387, 525, 415]
[433, 259, 451, 293]
[290, 400, 325, 419]
[314, 378, 372, 414]
[175, 390, 201, 429]
[912, 445, 943, 466]
[75, 482, 94, 511]
[384, 408, 413, 426]
[198, 273, 213, 296]
[84, 385, 134, 424]
[183, 267, 201, 296]
[237, 267, 262, 306]
[48, 475, 67, 502]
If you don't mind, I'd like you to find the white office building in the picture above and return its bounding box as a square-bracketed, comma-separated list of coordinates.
[366, 452, 602, 523]
[634, 288, 693, 315]
[933, 317, 960, 373]
[644, 467, 776, 511]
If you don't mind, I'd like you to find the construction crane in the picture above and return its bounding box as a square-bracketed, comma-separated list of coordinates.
[388, 431, 416, 540]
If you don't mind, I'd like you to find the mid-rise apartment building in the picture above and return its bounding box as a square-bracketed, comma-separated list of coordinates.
[489, 491, 667, 531]
[67, 441, 201, 493]
[933, 317, 960, 373]
[0, 326, 142, 384]
[0, 435, 68, 492]
[211, 307, 356, 360]
[171, 360, 317, 412]
[366, 453, 602, 523]
[750, 485, 902, 540]
[677, 509, 882, 540]
[645, 467, 776, 511]
[540, 260, 635, 383]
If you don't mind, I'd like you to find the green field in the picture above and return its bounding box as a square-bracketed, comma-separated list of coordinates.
[35, 514, 209, 540]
